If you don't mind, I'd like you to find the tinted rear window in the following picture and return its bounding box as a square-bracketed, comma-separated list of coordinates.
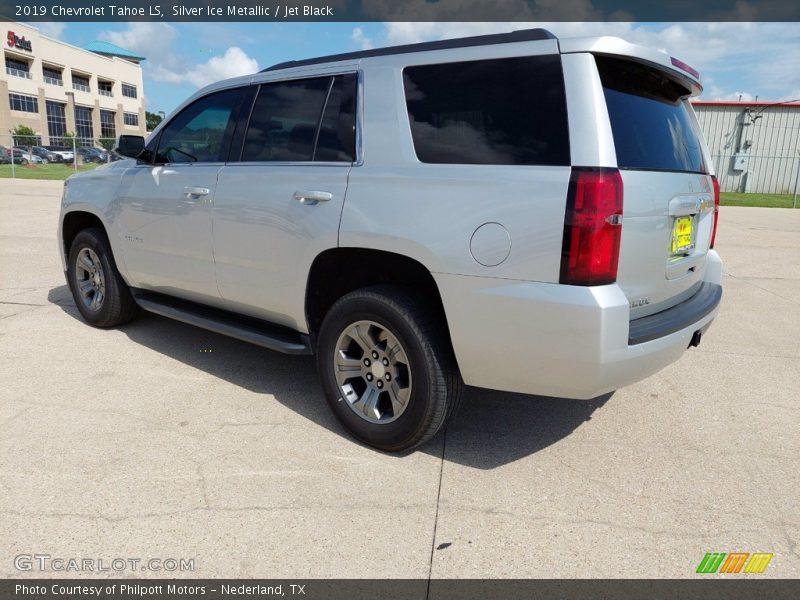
[403, 55, 570, 166]
[597, 56, 706, 174]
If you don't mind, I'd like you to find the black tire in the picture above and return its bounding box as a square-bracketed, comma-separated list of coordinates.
[67, 227, 139, 327]
[42, 158, 49, 164]
[20, 158, 29, 165]
[316, 285, 463, 452]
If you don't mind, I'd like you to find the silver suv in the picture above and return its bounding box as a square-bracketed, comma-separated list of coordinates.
[58, 29, 722, 451]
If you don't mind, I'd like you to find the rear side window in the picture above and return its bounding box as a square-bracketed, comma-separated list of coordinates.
[315, 74, 357, 162]
[597, 56, 706, 174]
[402, 55, 570, 166]
[241, 74, 356, 162]
[242, 78, 330, 162]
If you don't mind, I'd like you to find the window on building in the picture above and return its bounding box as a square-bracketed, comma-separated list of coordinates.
[5, 57, 31, 79]
[46, 101, 67, 145]
[155, 88, 244, 163]
[122, 83, 137, 99]
[100, 110, 116, 141]
[9, 93, 38, 113]
[98, 80, 113, 97]
[74, 106, 94, 145]
[124, 112, 139, 127]
[403, 55, 570, 165]
[42, 66, 63, 86]
[72, 73, 91, 93]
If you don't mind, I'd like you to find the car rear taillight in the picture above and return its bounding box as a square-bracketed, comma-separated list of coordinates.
[710, 176, 720, 249]
[560, 168, 624, 286]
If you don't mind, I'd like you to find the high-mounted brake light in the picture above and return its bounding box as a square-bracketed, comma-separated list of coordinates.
[560, 168, 624, 286]
[670, 57, 700, 80]
[710, 176, 720, 249]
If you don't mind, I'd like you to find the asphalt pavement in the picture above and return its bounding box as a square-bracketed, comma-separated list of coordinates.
[1, 179, 797, 579]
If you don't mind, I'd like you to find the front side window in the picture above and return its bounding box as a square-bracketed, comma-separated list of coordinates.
[155, 88, 244, 164]
[403, 55, 570, 166]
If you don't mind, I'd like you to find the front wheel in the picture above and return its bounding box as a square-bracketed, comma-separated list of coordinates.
[317, 285, 462, 452]
[67, 227, 139, 327]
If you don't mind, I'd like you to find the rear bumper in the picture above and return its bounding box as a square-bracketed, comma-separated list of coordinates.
[436, 250, 722, 399]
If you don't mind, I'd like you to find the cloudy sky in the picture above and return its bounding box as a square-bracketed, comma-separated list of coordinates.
[35, 21, 800, 115]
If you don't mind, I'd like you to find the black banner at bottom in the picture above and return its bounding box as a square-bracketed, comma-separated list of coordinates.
[3, 579, 800, 600]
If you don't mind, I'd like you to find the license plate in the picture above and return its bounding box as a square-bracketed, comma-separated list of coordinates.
[671, 216, 695, 255]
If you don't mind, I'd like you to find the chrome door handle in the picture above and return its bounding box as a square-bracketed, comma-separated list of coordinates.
[183, 186, 210, 198]
[293, 190, 332, 205]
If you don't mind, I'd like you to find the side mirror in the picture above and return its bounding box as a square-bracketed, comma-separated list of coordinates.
[114, 135, 145, 159]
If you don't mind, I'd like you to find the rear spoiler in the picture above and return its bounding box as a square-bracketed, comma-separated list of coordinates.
[558, 36, 703, 97]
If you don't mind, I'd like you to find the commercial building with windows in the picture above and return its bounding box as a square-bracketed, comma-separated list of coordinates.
[1, 22, 147, 147]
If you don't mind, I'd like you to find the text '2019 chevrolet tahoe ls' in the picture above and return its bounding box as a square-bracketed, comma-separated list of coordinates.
[59, 30, 722, 451]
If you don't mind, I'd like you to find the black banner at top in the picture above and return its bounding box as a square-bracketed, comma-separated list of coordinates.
[0, 0, 799, 22]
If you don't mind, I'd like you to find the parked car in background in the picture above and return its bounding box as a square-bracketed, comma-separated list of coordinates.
[77, 147, 108, 163]
[30, 146, 61, 163]
[13, 148, 44, 164]
[46, 146, 75, 163]
[0, 145, 26, 163]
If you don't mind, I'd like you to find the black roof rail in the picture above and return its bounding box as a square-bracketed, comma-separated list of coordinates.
[261, 28, 557, 73]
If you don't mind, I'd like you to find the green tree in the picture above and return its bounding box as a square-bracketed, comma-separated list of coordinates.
[11, 125, 37, 154]
[146, 111, 163, 131]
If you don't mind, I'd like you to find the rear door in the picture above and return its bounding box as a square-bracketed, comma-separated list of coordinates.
[212, 73, 357, 331]
[596, 56, 716, 319]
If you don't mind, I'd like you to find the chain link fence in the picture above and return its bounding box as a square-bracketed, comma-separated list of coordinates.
[711, 152, 800, 204]
[0, 135, 121, 178]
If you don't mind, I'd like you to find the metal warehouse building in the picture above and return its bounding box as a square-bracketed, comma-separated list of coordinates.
[2, 22, 147, 147]
[692, 100, 800, 195]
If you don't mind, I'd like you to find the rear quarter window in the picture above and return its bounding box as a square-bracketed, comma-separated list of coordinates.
[596, 56, 706, 174]
[402, 55, 570, 166]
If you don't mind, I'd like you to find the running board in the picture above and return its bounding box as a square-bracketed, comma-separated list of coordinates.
[131, 290, 312, 355]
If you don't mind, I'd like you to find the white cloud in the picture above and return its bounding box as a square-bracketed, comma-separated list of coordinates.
[98, 23, 258, 90]
[351, 27, 373, 50]
[369, 22, 800, 101]
[36, 22, 66, 39]
[182, 47, 259, 88]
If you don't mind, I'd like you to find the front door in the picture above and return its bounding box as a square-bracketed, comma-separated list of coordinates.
[114, 87, 245, 303]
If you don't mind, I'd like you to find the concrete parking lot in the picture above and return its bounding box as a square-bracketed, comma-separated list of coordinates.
[1, 179, 798, 579]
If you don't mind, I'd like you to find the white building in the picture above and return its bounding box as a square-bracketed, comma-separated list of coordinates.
[1, 22, 147, 147]
[692, 100, 800, 195]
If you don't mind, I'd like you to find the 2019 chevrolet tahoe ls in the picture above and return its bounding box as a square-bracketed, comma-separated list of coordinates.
[58, 29, 723, 451]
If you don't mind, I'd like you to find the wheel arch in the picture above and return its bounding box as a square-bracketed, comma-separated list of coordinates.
[304, 248, 451, 343]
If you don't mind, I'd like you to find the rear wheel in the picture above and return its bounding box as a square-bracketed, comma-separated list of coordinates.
[67, 228, 138, 327]
[317, 285, 462, 451]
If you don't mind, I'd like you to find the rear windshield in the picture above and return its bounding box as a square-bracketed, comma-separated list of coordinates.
[403, 55, 570, 166]
[596, 56, 706, 174]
